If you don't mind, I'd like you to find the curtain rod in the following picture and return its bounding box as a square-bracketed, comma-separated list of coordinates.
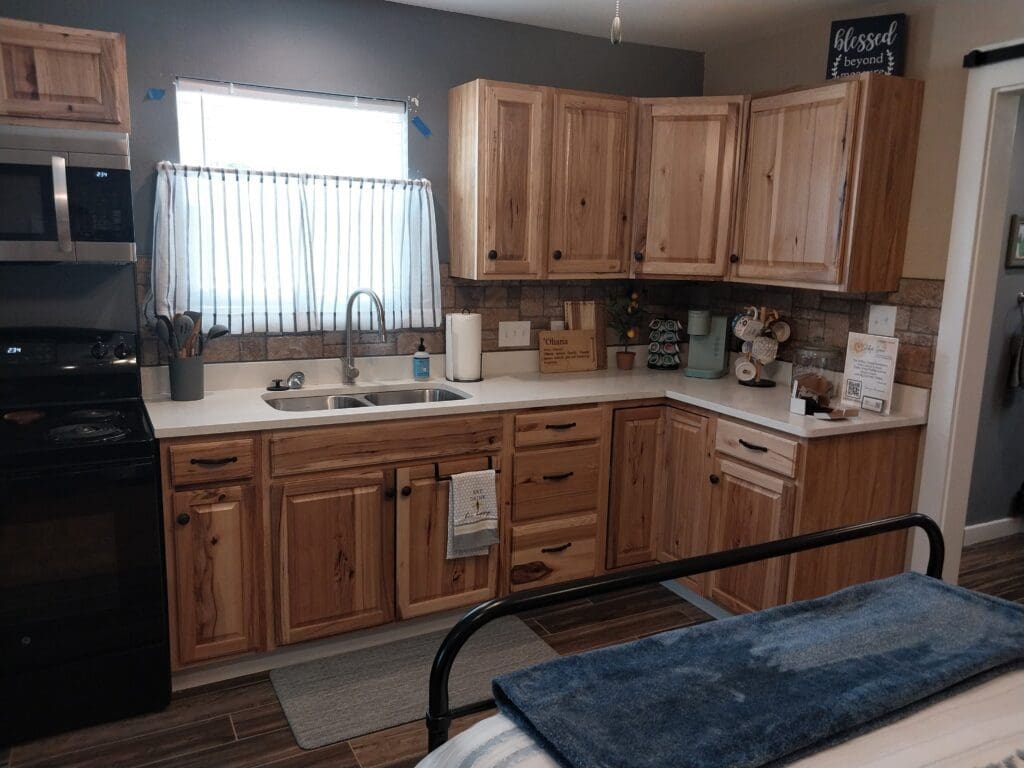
[156, 161, 430, 187]
[963, 39, 1024, 69]
[173, 75, 408, 110]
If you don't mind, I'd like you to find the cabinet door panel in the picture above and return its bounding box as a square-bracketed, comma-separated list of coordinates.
[606, 407, 664, 569]
[734, 81, 857, 285]
[273, 472, 394, 645]
[396, 460, 498, 619]
[633, 99, 742, 277]
[707, 458, 793, 614]
[549, 92, 633, 275]
[480, 83, 549, 277]
[172, 484, 261, 665]
[657, 409, 712, 594]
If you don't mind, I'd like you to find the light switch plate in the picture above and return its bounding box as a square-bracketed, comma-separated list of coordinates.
[867, 304, 898, 337]
[498, 320, 531, 347]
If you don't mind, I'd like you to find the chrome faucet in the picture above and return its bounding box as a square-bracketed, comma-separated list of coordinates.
[343, 289, 387, 385]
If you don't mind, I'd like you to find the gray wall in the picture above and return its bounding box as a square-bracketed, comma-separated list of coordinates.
[966, 99, 1024, 526]
[0, 0, 703, 260]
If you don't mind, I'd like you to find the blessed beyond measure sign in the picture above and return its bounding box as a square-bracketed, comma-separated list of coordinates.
[827, 14, 906, 79]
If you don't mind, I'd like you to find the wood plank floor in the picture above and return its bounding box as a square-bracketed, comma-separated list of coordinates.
[959, 533, 1024, 604]
[3, 584, 712, 768]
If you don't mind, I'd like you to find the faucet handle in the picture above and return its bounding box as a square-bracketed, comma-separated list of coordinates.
[286, 371, 306, 390]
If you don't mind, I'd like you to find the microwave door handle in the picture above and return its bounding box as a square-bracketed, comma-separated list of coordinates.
[51, 155, 72, 254]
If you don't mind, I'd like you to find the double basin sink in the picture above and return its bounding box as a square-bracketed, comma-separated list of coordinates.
[265, 385, 468, 412]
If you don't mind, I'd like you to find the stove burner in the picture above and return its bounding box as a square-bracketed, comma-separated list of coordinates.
[66, 409, 121, 422]
[47, 423, 127, 444]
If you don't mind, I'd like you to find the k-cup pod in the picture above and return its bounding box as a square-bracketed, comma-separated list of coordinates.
[648, 354, 659, 365]
[649, 318, 663, 330]
[648, 342, 661, 353]
[663, 319, 679, 332]
[735, 359, 758, 382]
[771, 320, 792, 343]
[752, 336, 779, 364]
[662, 342, 677, 354]
[660, 353, 675, 366]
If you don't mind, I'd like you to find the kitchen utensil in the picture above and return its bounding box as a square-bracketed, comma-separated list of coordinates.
[172, 314, 193, 352]
[155, 315, 176, 354]
[180, 318, 202, 357]
[199, 324, 230, 356]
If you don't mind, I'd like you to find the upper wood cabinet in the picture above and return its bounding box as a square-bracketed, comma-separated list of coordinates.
[547, 91, 634, 276]
[732, 73, 923, 292]
[449, 80, 549, 279]
[632, 97, 744, 279]
[606, 406, 664, 570]
[271, 471, 395, 645]
[0, 17, 130, 131]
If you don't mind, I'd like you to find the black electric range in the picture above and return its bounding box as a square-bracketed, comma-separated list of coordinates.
[0, 328, 170, 745]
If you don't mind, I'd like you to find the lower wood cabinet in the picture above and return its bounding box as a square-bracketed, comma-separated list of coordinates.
[510, 513, 597, 591]
[606, 406, 664, 569]
[271, 471, 395, 645]
[395, 458, 498, 619]
[707, 457, 795, 614]
[170, 484, 262, 666]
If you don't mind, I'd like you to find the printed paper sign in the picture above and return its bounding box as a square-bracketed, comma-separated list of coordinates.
[841, 332, 899, 414]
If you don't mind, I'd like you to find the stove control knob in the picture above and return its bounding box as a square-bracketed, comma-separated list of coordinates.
[114, 342, 131, 359]
[90, 342, 109, 360]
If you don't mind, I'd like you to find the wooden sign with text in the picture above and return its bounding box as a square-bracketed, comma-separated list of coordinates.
[827, 14, 906, 79]
[538, 330, 598, 374]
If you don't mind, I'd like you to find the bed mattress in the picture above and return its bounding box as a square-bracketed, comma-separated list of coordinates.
[417, 667, 1024, 768]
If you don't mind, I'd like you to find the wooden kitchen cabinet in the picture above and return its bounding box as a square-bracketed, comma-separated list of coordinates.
[396, 457, 499, 619]
[606, 406, 664, 569]
[656, 408, 714, 595]
[547, 90, 634, 276]
[707, 457, 795, 614]
[632, 97, 744, 279]
[170, 484, 263, 666]
[0, 17, 130, 131]
[449, 80, 549, 279]
[731, 73, 923, 292]
[271, 471, 394, 645]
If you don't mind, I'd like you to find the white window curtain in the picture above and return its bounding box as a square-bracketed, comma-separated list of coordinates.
[151, 162, 442, 333]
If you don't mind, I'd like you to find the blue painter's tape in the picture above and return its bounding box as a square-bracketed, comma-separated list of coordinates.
[411, 115, 431, 137]
[145, 88, 166, 101]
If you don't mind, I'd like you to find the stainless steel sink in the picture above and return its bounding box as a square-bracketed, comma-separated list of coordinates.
[264, 386, 468, 411]
[362, 388, 467, 406]
[265, 394, 370, 411]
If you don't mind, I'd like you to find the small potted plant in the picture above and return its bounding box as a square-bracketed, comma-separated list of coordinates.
[607, 288, 646, 370]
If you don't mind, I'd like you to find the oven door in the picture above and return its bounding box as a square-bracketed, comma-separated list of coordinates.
[0, 148, 72, 262]
[67, 151, 136, 263]
[0, 456, 167, 675]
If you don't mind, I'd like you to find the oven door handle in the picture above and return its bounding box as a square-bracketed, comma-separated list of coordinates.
[51, 155, 73, 255]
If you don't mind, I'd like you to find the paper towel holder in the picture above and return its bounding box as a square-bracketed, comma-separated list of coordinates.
[445, 309, 484, 383]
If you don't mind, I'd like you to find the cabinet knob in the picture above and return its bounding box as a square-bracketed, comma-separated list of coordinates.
[487, 249, 498, 261]
[709, 474, 720, 485]
[633, 251, 644, 262]
[176, 512, 191, 526]
[401, 486, 413, 497]
[552, 250, 563, 261]
[729, 253, 740, 264]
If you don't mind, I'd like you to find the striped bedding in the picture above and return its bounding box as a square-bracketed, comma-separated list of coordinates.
[417, 667, 1024, 768]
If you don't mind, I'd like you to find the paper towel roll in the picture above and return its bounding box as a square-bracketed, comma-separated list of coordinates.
[445, 312, 482, 382]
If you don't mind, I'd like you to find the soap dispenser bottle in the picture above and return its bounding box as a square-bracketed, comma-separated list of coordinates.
[413, 337, 430, 381]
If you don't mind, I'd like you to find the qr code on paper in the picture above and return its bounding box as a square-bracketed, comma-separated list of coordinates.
[845, 379, 863, 399]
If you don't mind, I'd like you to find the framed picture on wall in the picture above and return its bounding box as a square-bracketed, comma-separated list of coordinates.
[1008, 214, 1024, 269]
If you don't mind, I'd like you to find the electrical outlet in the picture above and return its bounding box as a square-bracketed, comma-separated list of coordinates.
[498, 320, 531, 347]
[867, 304, 898, 337]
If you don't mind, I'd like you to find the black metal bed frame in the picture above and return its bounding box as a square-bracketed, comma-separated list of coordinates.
[425, 512, 945, 752]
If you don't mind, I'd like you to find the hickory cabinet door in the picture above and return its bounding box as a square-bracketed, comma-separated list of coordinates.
[732, 80, 858, 286]
[632, 97, 743, 278]
[606, 406, 665, 569]
[547, 91, 634, 276]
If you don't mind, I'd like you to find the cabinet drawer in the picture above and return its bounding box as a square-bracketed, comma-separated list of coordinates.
[715, 420, 798, 478]
[510, 514, 597, 591]
[270, 415, 502, 476]
[169, 438, 256, 486]
[513, 444, 601, 522]
[515, 406, 603, 447]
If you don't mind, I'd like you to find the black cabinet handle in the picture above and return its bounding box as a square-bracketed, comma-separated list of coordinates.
[401, 486, 413, 497]
[552, 250, 563, 261]
[633, 251, 644, 262]
[729, 253, 740, 264]
[709, 474, 720, 485]
[487, 249, 498, 260]
[190, 456, 238, 467]
[541, 542, 573, 554]
[544, 422, 576, 431]
[542, 471, 574, 481]
[176, 512, 191, 526]
[738, 438, 769, 453]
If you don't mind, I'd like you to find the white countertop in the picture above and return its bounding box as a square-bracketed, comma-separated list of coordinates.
[143, 351, 929, 440]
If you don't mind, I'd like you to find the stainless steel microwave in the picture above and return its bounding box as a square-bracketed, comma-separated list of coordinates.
[0, 126, 136, 263]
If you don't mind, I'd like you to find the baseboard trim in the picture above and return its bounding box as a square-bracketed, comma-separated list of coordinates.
[963, 516, 1024, 546]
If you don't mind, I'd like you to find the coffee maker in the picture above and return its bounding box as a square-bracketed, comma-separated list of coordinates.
[683, 310, 728, 379]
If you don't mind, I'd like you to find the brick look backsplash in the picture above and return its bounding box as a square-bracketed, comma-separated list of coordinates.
[136, 255, 943, 388]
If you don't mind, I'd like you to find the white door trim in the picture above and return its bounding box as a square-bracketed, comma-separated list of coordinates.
[913, 52, 1024, 581]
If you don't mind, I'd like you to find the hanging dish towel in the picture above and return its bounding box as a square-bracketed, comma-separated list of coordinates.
[448, 469, 498, 559]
